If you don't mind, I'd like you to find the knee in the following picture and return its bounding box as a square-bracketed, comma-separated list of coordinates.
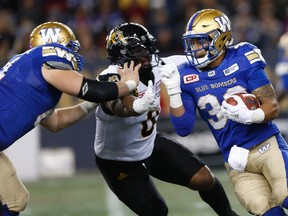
[243, 196, 272, 215]
[188, 166, 215, 191]
[12, 189, 29, 212]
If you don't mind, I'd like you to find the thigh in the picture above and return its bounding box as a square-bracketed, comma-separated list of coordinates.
[0, 152, 29, 212]
[249, 134, 288, 205]
[95, 155, 168, 216]
[151, 132, 205, 186]
[225, 163, 276, 215]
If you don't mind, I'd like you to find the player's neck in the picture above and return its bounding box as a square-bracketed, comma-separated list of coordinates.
[203, 52, 226, 71]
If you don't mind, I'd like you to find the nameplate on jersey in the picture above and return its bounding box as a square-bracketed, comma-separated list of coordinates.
[183, 74, 199, 84]
[42, 46, 77, 69]
[223, 63, 239, 76]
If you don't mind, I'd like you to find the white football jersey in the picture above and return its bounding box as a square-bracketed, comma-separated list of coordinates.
[94, 55, 187, 161]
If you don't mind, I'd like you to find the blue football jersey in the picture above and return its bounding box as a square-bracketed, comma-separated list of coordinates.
[177, 42, 280, 161]
[0, 43, 78, 151]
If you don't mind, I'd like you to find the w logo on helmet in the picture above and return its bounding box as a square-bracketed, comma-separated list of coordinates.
[214, 15, 231, 33]
[40, 28, 62, 44]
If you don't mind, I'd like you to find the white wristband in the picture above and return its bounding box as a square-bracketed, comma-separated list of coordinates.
[80, 101, 98, 114]
[251, 108, 265, 123]
[170, 94, 183, 108]
[132, 99, 145, 114]
[125, 80, 137, 92]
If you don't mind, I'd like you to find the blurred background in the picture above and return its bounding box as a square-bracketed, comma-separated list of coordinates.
[0, 0, 288, 180]
[1, 0, 288, 215]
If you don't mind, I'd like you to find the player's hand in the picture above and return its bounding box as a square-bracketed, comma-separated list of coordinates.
[159, 63, 181, 96]
[221, 96, 264, 124]
[118, 61, 141, 92]
[79, 101, 99, 114]
[133, 80, 160, 114]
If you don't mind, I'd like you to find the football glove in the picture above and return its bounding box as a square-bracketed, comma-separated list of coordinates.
[80, 101, 98, 114]
[221, 95, 265, 125]
[133, 80, 160, 114]
[159, 63, 181, 96]
[160, 63, 183, 108]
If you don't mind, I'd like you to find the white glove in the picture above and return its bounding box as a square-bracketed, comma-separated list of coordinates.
[159, 63, 181, 96]
[80, 101, 98, 114]
[221, 95, 265, 125]
[160, 63, 183, 108]
[133, 80, 160, 114]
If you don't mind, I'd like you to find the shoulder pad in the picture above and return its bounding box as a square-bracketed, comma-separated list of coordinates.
[231, 42, 266, 69]
[41, 43, 84, 72]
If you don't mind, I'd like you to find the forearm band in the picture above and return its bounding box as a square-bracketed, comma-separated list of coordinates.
[77, 77, 119, 103]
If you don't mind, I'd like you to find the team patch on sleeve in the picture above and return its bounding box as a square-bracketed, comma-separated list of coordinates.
[41, 45, 81, 71]
[244, 48, 266, 64]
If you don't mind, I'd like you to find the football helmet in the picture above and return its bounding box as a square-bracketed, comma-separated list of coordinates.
[29, 21, 81, 53]
[106, 23, 160, 85]
[182, 9, 233, 68]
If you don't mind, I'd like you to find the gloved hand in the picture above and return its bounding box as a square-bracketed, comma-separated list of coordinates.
[160, 63, 183, 108]
[221, 95, 264, 124]
[80, 101, 98, 114]
[133, 80, 160, 114]
[159, 63, 181, 96]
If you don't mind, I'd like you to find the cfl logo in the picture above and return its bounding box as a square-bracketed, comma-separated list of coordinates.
[183, 74, 199, 84]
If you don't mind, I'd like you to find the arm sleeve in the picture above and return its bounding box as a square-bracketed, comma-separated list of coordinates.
[170, 99, 196, 137]
[77, 77, 119, 103]
[247, 67, 271, 92]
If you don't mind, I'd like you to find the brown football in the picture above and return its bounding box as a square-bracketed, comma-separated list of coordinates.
[225, 93, 260, 110]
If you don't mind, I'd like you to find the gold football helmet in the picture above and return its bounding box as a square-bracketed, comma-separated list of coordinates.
[29, 21, 81, 52]
[182, 9, 233, 68]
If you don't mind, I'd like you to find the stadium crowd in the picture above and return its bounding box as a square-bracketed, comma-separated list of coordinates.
[0, 0, 287, 112]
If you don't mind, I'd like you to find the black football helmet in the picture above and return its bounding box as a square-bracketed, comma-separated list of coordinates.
[106, 23, 161, 85]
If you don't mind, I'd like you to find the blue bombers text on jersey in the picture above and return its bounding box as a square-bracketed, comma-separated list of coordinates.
[176, 42, 280, 161]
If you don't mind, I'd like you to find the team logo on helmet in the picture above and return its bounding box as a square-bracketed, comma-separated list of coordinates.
[40, 28, 64, 44]
[106, 30, 127, 49]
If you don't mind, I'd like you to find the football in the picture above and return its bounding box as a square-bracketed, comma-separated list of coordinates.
[225, 93, 260, 110]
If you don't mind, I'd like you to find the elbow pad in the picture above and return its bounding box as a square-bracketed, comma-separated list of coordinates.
[77, 77, 119, 103]
[170, 111, 195, 136]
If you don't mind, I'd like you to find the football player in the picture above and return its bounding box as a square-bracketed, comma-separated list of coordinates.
[94, 22, 239, 216]
[160, 9, 288, 215]
[275, 32, 288, 108]
[0, 21, 140, 216]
